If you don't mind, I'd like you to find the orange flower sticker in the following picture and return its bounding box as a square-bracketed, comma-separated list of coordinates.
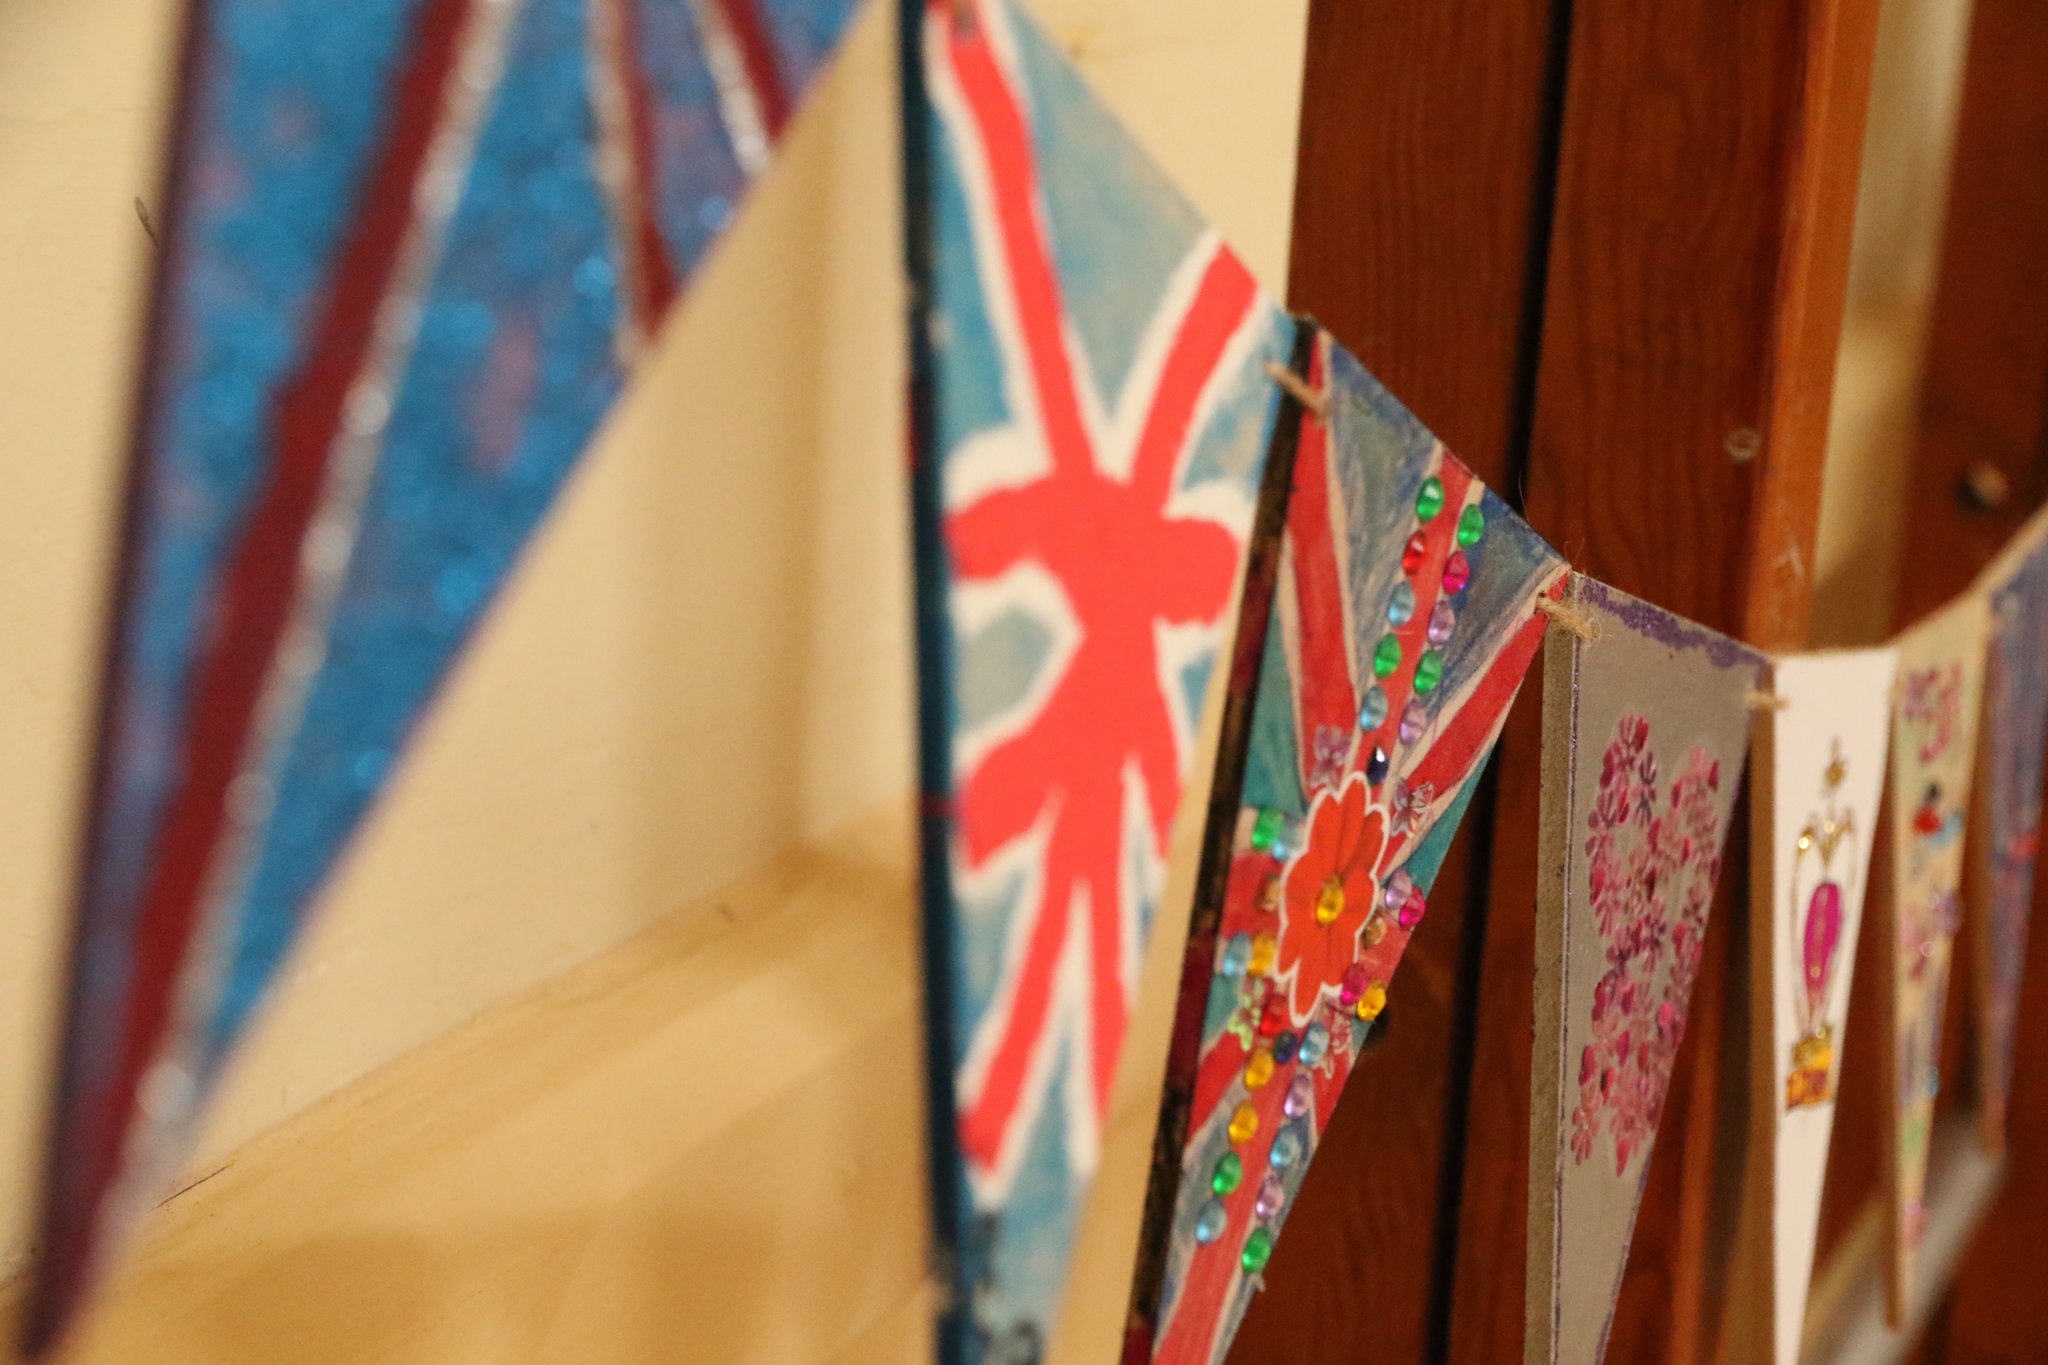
[1278, 778, 1385, 1019]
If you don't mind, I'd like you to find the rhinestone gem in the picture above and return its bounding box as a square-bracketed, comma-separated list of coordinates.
[1399, 886, 1428, 930]
[1373, 633, 1403, 678]
[1339, 963, 1369, 1008]
[1427, 600, 1457, 646]
[1270, 1126, 1305, 1171]
[1273, 1031, 1299, 1064]
[1358, 686, 1389, 730]
[1241, 1226, 1276, 1273]
[1248, 932, 1279, 977]
[1283, 1072, 1315, 1119]
[1250, 809, 1282, 851]
[1298, 1023, 1330, 1067]
[1213, 1151, 1244, 1196]
[1194, 1199, 1228, 1245]
[1414, 649, 1445, 694]
[1366, 746, 1390, 786]
[1457, 504, 1486, 546]
[1399, 700, 1428, 745]
[1220, 932, 1252, 979]
[1356, 984, 1388, 1020]
[1255, 1173, 1287, 1220]
[1442, 550, 1471, 595]
[1401, 530, 1428, 576]
[1314, 877, 1346, 926]
[1229, 1102, 1260, 1146]
[1416, 476, 1446, 521]
[1387, 582, 1417, 626]
[1382, 868, 1414, 911]
[1244, 1047, 1276, 1090]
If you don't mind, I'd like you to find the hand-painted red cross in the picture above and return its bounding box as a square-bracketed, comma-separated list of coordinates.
[932, 0, 1266, 1186]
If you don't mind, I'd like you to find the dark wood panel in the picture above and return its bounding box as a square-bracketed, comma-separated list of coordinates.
[1261, 2, 1877, 1362]
[1474, 2, 1877, 1362]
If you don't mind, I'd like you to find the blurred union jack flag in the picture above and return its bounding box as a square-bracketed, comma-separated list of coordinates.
[907, 0, 1291, 1355]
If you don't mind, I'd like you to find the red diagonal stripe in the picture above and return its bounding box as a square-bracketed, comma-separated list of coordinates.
[605, 0, 678, 325]
[711, 0, 790, 138]
[1284, 338, 1357, 772]
[1129, 246, 1258, 502]
[945, 13, 1095, 480]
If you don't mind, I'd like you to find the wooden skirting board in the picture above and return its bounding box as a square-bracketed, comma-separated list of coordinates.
[0, 801, 1201, 1365]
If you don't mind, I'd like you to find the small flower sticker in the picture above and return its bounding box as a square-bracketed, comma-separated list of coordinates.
[1277, 778, 1385, 1019]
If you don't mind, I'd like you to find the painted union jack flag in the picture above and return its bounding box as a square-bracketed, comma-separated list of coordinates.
[30, 0, 859, 1352]
[1126, 331, 1567, 1365]
[904, 0, 1292, 1357]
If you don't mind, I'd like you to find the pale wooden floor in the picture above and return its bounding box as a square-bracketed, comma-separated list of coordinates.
[2, 804, 1196, 1365]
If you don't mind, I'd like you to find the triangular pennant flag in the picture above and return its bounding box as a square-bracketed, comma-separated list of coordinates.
[1971, 505, 2048, 1144]
[1528, 576, 1763, 1365]
[1752, 648, 1895, 1365]
[1123, 330, 1566, 1365]
[1882, 593, 1989, 1318]
[31, 0, 862, 1349]
[899, 0, 1297, 1357]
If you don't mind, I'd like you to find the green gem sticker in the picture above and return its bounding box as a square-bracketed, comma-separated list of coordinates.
[1372, 633, 1403, 679]
[1456, 503, 1486, 547]
[1415, 476, 1446, 521]
[1241, 1226, 1275, 1273]
[1413, 649, 1445, 695]
[1212, 1150, 1244, 1197]
[1250, 808, 1283, 852]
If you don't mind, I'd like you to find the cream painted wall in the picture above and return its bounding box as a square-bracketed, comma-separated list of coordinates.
[0, 0, 1308, 1279]
[1810, 0, 1976, 645]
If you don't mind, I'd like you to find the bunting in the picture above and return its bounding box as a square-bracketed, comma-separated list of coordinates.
[1528, 576, 1763, 1365]
[1124, 330, 1566, 1365]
